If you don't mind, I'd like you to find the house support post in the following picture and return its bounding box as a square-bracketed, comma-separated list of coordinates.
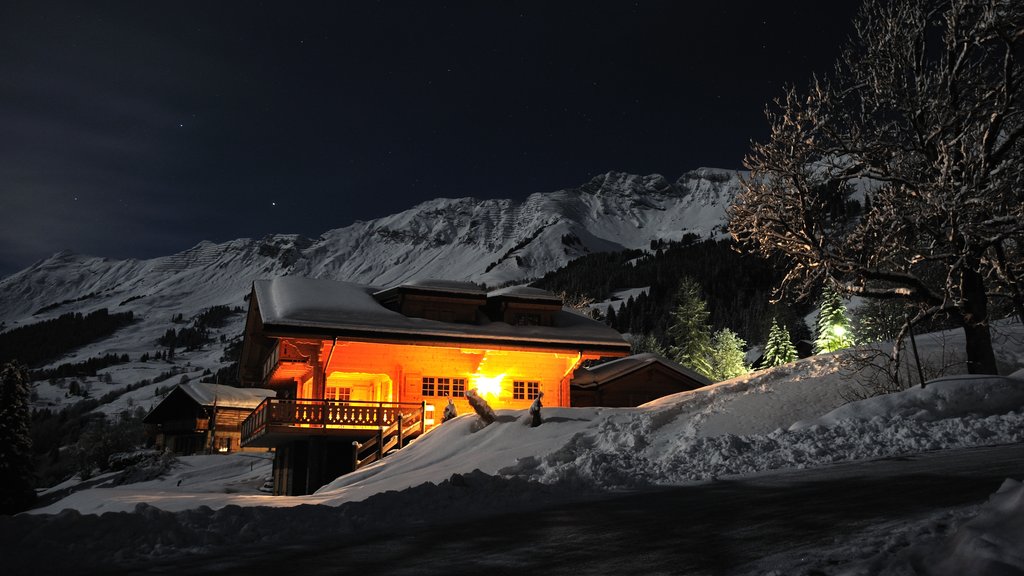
[306, 438, 325, 496]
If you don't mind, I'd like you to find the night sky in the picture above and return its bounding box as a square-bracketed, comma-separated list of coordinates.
[0, 1, 860, 278]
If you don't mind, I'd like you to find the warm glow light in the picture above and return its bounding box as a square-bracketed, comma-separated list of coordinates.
[473, 373, 505, 397]
[832, 325, 847, 337]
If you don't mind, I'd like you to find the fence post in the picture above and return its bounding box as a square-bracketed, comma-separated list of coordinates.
[420, 401, 426, 435]
[351, 440, 360, 470]
[906, 313, 926, 387]
[376, 427, 384, 462]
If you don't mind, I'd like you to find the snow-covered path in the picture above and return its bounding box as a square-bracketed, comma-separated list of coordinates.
[103, 443, 1024, 576]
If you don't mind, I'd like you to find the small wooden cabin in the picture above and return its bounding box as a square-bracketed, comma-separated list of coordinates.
[143, 382, 275, 454]
[570, 353, 711, 407]
[238, 277, 631, 495]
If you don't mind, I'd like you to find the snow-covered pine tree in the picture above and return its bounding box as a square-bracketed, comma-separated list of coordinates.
[815, 285, 854, 353]
[0, 362, 36, 514]
[529, 391, 544, 427]
[442, 397, 458, 422]
[763, 319, 797, 368]
[627, 333, 666, 356]
[708, 328, 749, 381]
[465, 388, 496, 424]
[666, 277, 713, 378]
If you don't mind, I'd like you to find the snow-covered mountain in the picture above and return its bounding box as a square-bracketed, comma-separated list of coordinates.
[0, 168, 740, 365]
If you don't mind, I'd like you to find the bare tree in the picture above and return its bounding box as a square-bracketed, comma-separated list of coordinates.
[730, 0, 1024, 375]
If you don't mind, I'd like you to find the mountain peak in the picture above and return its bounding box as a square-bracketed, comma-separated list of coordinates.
[576, 172, 675, 197]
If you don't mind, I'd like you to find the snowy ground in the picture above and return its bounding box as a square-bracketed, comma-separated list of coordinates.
[5, 321, 1024, 574]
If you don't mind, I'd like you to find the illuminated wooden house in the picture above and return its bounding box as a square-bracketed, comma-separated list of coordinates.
[143, 382, 276, 454]
[238, 277, 630, 495]
[570, 352, 711, 407]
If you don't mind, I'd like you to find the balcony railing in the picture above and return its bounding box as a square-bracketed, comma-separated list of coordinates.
[240, 398, 426, 447]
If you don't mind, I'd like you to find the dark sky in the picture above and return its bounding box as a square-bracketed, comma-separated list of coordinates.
[0, 1, 860, 278]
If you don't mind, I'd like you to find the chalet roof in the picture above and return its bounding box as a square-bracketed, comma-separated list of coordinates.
[177, 382, 275, 409]
[251, 277, 629, 353]
[571, 352, 712, 388]
[487, 285, 563, 304]
[373, 279, 487, 301]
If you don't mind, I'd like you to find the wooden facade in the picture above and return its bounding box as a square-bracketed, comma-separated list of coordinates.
[570, 353, 712, 407]
[143, 382, 275, 454]
[238, 278, 631, 495]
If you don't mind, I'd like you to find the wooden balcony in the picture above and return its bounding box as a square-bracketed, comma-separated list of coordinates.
[240, 398, 427, 448]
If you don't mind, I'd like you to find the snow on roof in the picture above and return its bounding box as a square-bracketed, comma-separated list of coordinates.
[178, 382, 275, 409]
[253, 277, 629, 352]
[397, 279, 486, 294]
[571, 352, 712, 387]
[487, 285, 563, 303]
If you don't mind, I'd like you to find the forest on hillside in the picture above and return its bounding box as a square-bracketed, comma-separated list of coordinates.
[533, 237, 814, 347]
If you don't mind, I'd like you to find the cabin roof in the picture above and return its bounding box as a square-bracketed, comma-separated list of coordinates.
[251, 277, 629, 352]
[143, 382, 275, 424]
[177, 382, 276, 409]
[571, 352, 712, 388]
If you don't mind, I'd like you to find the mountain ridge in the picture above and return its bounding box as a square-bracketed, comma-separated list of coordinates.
[0, 168, 742, 367]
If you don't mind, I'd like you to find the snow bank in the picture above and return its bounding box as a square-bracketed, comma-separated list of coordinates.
[841, 479, 1024, 576]
[2, 471, 590, 574]
[791, 374, 1024, 429]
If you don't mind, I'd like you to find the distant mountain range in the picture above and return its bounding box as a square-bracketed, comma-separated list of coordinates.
[0, 168, 741, 368]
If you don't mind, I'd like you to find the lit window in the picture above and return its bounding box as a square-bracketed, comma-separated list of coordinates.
[423, 376, 467, 397]
[514, 380, 540, 400]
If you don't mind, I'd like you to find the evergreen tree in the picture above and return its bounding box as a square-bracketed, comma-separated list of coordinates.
[0, 362, 36, 514]
[708, 328, 749, 381]
[763, 319, 797, 368]
[666, 278, 713, 378]
[815, 286, 855, 353]
[627, 333, 666, 356]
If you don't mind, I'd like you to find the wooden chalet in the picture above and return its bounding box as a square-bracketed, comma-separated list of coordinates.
[570, 352, 711, 407]
[143, 382, 275, 454]
[238, 277, 631, 495]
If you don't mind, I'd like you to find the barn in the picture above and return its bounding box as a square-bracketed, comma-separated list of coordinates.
[570, 352, 711, 407]
[143, 381, 275, 454]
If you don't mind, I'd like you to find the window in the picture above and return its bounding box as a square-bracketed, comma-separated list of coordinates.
[422, 377, 467, 397]
[513, 380, 540, 400]
[325, 386, 351, 401]
[528, 381, 539, 399]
